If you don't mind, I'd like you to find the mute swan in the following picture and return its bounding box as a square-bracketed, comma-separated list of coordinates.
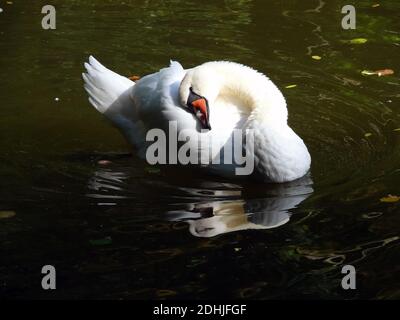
[82, 56, 311, 182]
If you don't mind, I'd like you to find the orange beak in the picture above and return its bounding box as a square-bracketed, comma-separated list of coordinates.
[190, 98, 211, 130]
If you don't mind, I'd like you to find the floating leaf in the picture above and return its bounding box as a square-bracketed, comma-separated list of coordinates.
[311, 55, 322, 60]
[361, 70, 375, 76]
[0, 211, 16, 219]
[361, 69, 394, 76]
[145, 166, 161, 174]
[375, 69, 394, 76]
[350, 38, 368, 44]
[156, 290, 177, 297]
[394, 128, 400, 132]
[6, 1, 13, 4]
[380, 195, 400, 203]
[364, 133, 372, 137]
[372, 4, 380, 7]
[341, 38, 368, 45]
[128, 75, 141, 81]
[285, 84, 297, 89]
[89, 236, 112, 246]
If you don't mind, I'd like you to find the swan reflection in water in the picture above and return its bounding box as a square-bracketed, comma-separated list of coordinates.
[167, 177, 313, 237]
[86, 164, 313, 238]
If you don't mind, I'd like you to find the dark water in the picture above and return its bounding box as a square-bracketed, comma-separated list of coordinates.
[1, 0, 399, 299]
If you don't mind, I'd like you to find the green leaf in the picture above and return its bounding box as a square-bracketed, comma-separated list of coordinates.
[311, 55, 322, 60]
[364, 133, 372, 137]
[349, 38, 368, 44]
[341, 38, 368, 45]
[285, 84, 297, 89]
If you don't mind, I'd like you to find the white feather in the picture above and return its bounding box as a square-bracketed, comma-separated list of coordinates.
[82, 56, 134, 114]
[82, 57, 311, 182]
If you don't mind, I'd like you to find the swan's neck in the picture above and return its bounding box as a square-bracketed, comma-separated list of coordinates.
[209, 61, 288, 123]
[206, 62, 310, 182]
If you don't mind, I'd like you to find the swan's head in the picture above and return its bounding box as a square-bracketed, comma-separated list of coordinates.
[179, 66, 222, 130]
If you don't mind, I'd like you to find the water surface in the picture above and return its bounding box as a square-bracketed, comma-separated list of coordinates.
[0, 0, 399, 299]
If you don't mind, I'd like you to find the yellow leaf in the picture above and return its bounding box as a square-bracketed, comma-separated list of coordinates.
[364, 133, 372, 137]
[372, 4, 380, 7]
[156, 290, 177, 297]
[361, 70, 375, 76]
[285, 84, 297, 89]
[394, 128, 400, 132]
[312, 55, 322, 60]
[0, 211, 16, 219]
[380, 195, 400, 203]
[350, 38, 368, 44]
[341, 38, 368, 44]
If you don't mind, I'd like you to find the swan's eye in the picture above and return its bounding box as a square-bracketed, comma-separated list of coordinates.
[187, 87, 204, 107]
[186, 89, 211, 130]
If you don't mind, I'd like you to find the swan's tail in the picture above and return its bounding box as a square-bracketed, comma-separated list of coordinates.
[82, 56, 147, 155]
[82, 56, 134, 114]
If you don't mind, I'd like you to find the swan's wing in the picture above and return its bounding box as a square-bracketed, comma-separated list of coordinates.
[82, 57, 186, 155]
[82, 56, 134, 114]
[83, 56, 152, 152]
[130, 60, 190, 130]
[83, 57, 198, 158]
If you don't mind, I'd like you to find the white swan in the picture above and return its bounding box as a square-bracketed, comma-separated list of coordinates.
[82, 56, 311, 182]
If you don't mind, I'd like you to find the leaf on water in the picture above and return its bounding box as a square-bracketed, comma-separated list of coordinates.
[89, 237, 112, 246]
[364, 133, 372, 137]
[372, 3, 380, 7]
[341, 38, 368, 45]
[361, 70, 375, 76]
[361, 69, 394, 76]
[128, 75, 141, 82]
[0, 211, 16, 219]
[285, 84, 297, 89]
[394, 128, 400, 132]
[156, 290, 177, 297]
[375, 69, 394, 76]
[380, 195, 400, 203]
[145, 166, 161, 173]
[311, 55, 322, 60]
[349, 38, 368, 44]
